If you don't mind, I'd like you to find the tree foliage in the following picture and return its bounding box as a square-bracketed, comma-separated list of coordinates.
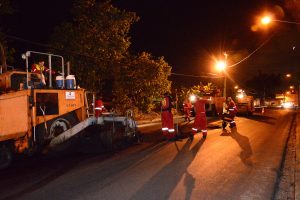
[114, 52, 172, 113]
[177, 82, 219, 110]
[51, 0, 173, 114]
[50, 0, 139, 92]
[245, 71, 281, 99]
[0, 0, 14, 69]
[180, 82, 218, 98]
[0, 0, 13, 15]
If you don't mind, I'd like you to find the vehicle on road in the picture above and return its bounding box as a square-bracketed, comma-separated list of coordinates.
[0, 51, 138, 169]
[235, 89, 255, 116]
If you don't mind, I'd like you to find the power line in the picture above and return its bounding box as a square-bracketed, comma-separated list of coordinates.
[228, 32, 277, 68]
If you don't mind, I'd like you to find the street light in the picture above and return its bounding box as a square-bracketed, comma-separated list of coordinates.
[215, 57, 228, 99]
[257, 14, 300, 107]
[261, 16, 272, 25]
[260, 15, 300, 25]
[216, 61, 226, 71]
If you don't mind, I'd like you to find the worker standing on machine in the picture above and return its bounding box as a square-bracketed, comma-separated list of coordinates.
[95, 96, 105, 118]
[31, 60, 55, 87]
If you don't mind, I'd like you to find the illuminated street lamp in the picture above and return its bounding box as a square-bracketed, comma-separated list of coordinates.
[260, 15, 300, 26]
[261, 16, 272, 25]
[216, 61, 226, 71]
[215, 57, 227, 99]
[257, 14, 300, 107]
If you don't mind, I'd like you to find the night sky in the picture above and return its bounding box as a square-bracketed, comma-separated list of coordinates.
[3, 0, 300, 87]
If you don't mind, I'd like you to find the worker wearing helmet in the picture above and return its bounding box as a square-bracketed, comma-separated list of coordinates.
[161, 92, 176, 141]
[190, 96, 208, 140]
[95, 97, 105, 118]
[225, 97, 238, 127]
[183, 98, 192, 122]
[31, 60, 55, 86]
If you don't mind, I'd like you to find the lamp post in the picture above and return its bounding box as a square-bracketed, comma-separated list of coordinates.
[216, 59, 227, 112]
[216, 56, 228, 99]
[260, 16, 300, 25]
[259, 15, 300, 107]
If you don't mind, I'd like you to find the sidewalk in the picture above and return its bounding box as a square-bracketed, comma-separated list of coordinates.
[136, 115, 221, 127]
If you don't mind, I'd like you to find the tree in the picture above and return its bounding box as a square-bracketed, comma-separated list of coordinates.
[246, 71, 281, 99]
[50, 0, 139, 92]
[177, 82, 219, 111]
[0, 0, 14, 72]
[51, 0, 174, 114]
[113, 52, 172, 113]
[0, 0, 13, 15]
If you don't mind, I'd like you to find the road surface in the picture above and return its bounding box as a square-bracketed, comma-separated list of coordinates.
[0, 109, 295, 200]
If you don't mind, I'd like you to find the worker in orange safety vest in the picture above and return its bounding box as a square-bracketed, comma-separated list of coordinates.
[31, 60, 55, 86]
[161, 92, 177, 141]
[225, 97, 238, 127]
[190, 96, 209, 140]
[95, 98, 105, 118]
[183, 99, 192, 122]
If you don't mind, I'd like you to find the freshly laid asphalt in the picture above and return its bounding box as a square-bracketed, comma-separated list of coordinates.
[138, 111, 300, 199]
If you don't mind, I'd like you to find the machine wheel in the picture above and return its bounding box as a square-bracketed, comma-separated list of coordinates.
[0, 143, 13, 170]
[48, 118, 71, 139]
[35, 112, 78, 143]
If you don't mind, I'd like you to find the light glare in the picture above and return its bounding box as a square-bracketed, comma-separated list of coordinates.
[189, 94, 196, 102]
[216, 61, 226, 71]
[261, 16, 272, 25]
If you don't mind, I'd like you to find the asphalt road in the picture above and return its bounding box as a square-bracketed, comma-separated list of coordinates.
[0, 109, 296, 200]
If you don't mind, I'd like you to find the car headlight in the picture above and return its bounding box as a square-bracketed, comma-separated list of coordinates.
[282, 102, 293, 109]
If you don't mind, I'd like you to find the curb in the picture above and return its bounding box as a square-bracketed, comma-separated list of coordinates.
[136, 115, 185, 125]
[295, 110, 300, 199]
[136, 115, 220, 127]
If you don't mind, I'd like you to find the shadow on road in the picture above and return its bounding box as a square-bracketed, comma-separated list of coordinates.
[131, 139, 204, 200]
[230, 127, 253, 166]
[220, 129, 231, 136]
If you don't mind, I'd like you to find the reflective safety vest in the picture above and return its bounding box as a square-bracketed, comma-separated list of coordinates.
[194, 99, 207, 113]
[227, 101, 238, 115]
[32, 63, 45, 73]
[161, 95, 172, 112]
[95, 99, 104, 117]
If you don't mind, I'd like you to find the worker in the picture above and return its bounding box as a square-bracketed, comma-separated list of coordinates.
[225, 97, 238, 127]
[190, 95, 208, 140]
[183, 98, 192, 122]
[31, 60, 55, 86]
[161, 92, 176, 141]
[95, 97, 105, 117]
